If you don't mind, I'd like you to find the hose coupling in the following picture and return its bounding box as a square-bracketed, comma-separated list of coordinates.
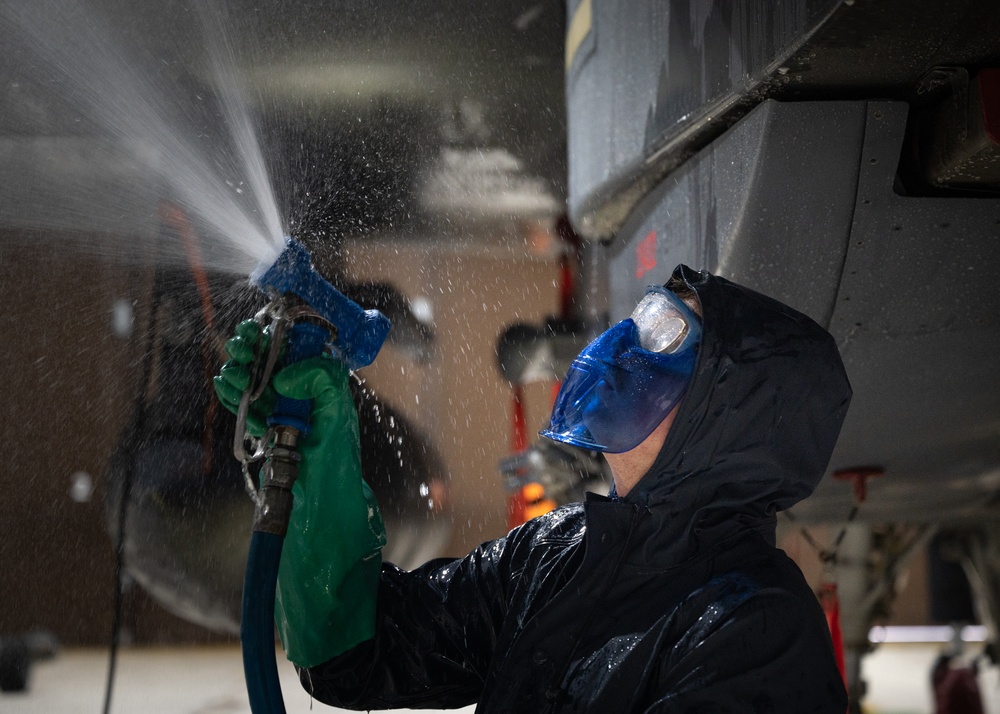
[252, 428, 302, 537]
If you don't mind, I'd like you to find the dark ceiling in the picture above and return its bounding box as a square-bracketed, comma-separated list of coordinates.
[0, 0, 568, 241]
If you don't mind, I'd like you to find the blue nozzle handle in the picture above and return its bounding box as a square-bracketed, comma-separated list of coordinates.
[252, 238, 391, 371]
[266, 321, 329, 434]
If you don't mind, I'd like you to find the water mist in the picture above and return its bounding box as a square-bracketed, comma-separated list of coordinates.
[0, 0, 285, 275]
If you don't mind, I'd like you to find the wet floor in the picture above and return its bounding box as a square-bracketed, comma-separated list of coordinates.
[863, 643, 999, 714]
[2, 645, 474, 714]
[2, 643, 997, 713]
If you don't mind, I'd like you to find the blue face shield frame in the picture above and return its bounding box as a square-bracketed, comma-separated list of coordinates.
[540, 286, 701, 454]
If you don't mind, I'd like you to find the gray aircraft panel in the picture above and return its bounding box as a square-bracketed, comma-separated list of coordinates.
[608, 99, 865, 327]
[808, 102, 1000, 523]
[566, 0, 842, 238]
[608, 99, 1000, 525]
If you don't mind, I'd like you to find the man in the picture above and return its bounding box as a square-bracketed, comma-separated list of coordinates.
[217, 264, 851, 712]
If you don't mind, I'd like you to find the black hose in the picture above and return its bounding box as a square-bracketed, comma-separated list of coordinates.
[102, 467, 133, 714]
[102, 261, 163, 714]
[242, 531, 287, 714]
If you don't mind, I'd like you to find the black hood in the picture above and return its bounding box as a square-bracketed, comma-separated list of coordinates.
[623, 265, 851, 544]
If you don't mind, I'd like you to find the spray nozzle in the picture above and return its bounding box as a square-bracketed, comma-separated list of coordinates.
[251, 237, 391, 370]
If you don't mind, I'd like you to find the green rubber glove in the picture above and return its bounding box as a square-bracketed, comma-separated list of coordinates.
[213, 320, 386, 667]
[271, 356, 386, 667]
[214, 320, 275, 438]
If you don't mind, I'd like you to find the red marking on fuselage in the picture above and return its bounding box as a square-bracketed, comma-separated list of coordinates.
[636, 230, 657, 279]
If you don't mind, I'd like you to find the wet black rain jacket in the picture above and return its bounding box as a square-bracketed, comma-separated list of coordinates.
[301, 265, 852, 712]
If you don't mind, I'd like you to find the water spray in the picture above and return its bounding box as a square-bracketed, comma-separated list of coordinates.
[236, 237, 390, 714]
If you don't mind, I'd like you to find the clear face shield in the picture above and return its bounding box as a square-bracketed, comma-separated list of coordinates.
[540, 285, 701, 454]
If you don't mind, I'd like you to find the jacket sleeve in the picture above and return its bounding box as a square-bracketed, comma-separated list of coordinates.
[642, 587, 848, 713]
[298, 534, 514, 710]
